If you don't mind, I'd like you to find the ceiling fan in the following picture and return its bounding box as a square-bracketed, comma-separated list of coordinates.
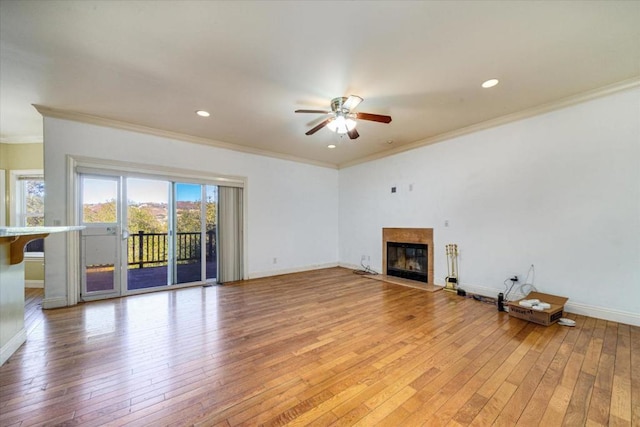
[295, 95, 392, 140]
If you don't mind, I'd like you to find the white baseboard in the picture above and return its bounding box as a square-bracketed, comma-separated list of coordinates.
[1, 328, 27, 366]
[247, 262, 339, 280]
[25, 280, 44, 289]
[564, 301, 640, 327]
[42, 297, 68, 310]
[454, 282, 640, 327]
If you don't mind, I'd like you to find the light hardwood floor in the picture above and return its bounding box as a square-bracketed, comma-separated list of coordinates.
[1, 268, 638, 426]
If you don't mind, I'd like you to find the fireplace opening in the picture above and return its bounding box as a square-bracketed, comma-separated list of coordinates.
[386, 242, 428, 283]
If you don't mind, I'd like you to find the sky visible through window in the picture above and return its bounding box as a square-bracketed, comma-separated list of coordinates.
[82, 178, 217, 204]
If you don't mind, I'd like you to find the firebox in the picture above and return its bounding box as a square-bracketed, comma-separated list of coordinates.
[386, 242, 428, 283]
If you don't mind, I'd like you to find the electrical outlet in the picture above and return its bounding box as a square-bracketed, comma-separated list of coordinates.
[273, 257, 277, 264]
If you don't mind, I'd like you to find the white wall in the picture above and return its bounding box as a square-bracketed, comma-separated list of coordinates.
[43, 118, 339, 305]
[339, 88, 640, 325]
[40, 88, 640, 325]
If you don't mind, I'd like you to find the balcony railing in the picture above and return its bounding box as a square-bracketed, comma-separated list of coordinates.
[128, 230, 216, 268]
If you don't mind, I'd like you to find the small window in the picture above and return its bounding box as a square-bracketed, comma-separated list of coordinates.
[12, 171, 45, 255]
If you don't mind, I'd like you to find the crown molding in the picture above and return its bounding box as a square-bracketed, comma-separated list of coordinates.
[32, 77, 639, 171]
[338, 77, 640, 169]
[32, 105, 338, 170]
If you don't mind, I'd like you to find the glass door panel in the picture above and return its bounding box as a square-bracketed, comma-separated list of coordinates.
[205, 185, 217, 281]
[81, 176, 121, 298]
[126, 178, 170, 291]
[79, 173, 221, 298]
[175, 183, 202, 284]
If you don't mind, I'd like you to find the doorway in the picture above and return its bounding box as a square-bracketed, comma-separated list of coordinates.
[79, 174, 218, 300]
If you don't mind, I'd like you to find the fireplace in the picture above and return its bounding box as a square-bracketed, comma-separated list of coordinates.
[387, 242, 428, 282]
[383, 228, 434, 285]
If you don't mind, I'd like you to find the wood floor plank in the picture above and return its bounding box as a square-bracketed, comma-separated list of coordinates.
[0, 269, 637, 427]
[630, 325, 640, 426]
[421, 322, 531, 426]
[400, 319, 508, 423]
[562, 371, 595, 426]
[475, 332, 539, 399]
[469, 381, 517, 426]
[540, 349, 586, 426]
[518, 316, 586, 426]
[352, 385, 416, 426]
[452, 392, 488, 425]
[609, 323, 632, 425]
[493, 321, 569, 426]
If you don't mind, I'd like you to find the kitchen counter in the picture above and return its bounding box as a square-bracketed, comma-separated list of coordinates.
[0, 226, 84, 365]
[0, 226, 86, 236]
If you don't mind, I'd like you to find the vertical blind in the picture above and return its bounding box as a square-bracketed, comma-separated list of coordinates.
[216, 186, 243, 283]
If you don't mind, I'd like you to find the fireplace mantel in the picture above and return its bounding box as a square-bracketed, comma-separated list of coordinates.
[382, 228, 434, 285]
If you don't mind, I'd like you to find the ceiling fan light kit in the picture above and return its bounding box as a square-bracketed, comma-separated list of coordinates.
[326, 115, 356, 134]
[295, 95, 391, 140]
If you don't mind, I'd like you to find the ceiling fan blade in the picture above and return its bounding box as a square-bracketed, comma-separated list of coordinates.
[343, 95, 363, 111]
[355, 112, 392, 123]
[347, 128, 360, 140]
[305, 118, 331, 135]
[295, 109, 330, 114]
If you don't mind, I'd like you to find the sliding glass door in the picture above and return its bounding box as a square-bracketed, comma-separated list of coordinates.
[81, 176, 122, 299]
[175, 183, 202, 284]
[174, 183, 218, 284]
[79, 174, 218, 300]
[127, 178, 170, 291]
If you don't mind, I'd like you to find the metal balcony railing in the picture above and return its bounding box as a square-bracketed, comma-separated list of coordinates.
[128, 230, 216, 268]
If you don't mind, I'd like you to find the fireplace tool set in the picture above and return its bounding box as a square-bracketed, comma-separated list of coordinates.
[444, 244, 459, 293]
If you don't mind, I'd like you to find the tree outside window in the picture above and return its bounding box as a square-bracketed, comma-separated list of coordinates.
[14, 173, 45, 253]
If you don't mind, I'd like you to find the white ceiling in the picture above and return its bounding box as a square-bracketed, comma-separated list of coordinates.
[1, 1, 639, 167]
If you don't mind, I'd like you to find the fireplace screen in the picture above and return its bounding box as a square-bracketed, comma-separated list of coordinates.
[387, 242, 428, 282]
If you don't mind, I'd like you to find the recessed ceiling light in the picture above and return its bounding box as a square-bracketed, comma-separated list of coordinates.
[327, 144, 336, 149]
[481, 79, 499, 89]
[196, 110, 210, 117]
